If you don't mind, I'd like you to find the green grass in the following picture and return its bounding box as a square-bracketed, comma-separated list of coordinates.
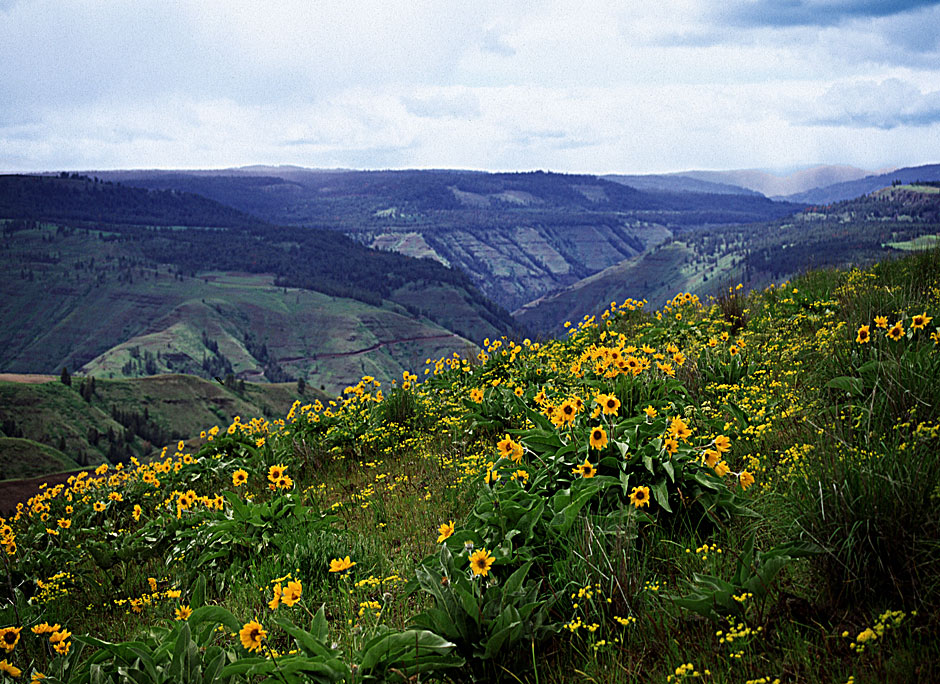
[0, 437, 79, 481]
[886, 234, 940, 250]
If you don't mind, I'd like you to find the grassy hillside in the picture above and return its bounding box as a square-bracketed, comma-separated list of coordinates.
[0, 374, 320, 475]
[519, 183, 940, 332]
[0, 228, 482, 394]
[0, 438, 79, 481]
[0, 249, 937, 682]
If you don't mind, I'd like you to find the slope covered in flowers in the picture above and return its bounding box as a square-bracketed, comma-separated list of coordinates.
[1, 250, 939, 682]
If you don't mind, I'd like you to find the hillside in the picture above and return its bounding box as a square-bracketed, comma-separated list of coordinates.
[0, 373, 319, 475]
[0, 437, 80, 481]
[0, 176, 516, 390]
[0, 250, 936, 683]
[602, 173, 760, 196]
[517, 182, 940, 331]
[92, 168, 803, 310]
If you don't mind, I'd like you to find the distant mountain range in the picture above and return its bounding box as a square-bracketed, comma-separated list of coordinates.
[624, 163, 940, 203]
[88, 168, 802, 311]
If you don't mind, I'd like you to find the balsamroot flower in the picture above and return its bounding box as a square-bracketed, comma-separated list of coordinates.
[329, 556, 356, 573]
[469, 548, 495, 577]
[0, 627, 21, 652]
[629, 486, 651, 509]
[437, 520, 455, 544]
[282, 580, 302, 607]
[739, 471, 755, 490]
[589, 427, 608, 450]
[239, 620, 266, 652]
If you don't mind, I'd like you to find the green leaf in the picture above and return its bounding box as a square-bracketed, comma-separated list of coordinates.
[273, 616, 335, 659]
[662, 459, 675, 483]
[721, 402, 748, 429]
[549, 481, 598, 535]
[825, 376, 863, 396]
[520, 401, 555, 432]
[613, 439, 630, 458]
[190, 574, 207, 609]
[455, 586, 481, 627]
[189, 606, 243, 635]
[650, 480, 673, 513]
[501, 561, 533, 599]
[359, 629, 457, 672]
[169, 621, 191, 681]
[310, 603, 329, 643]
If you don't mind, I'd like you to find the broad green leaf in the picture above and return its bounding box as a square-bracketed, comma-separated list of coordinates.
[651, 480, 673, 513]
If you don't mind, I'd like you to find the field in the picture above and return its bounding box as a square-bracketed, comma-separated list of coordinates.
[0, 250, 938, 682]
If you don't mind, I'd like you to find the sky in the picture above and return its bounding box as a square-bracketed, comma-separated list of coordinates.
[2, 0, 939, 174]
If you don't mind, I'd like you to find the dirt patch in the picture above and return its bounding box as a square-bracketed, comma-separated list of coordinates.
[0, 374, 56, 384]
[0, 469, 82, 515]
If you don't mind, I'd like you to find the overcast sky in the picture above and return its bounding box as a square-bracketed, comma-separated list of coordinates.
[2, 0, 939, 174]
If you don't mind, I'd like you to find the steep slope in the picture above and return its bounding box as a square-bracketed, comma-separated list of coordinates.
[517, 183, 940, 332]
[0, 438, 80, 481]
[514, 241, 719, 332]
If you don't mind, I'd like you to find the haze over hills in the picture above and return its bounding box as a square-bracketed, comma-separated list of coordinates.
[601, 174, 761, 196]
[677, 165, 884, 198]
[782, 164, 940, 204]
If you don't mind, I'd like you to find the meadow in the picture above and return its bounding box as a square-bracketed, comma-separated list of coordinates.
[1, 249, 938, 682]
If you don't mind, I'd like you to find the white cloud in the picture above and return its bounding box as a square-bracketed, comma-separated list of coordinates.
[1, 0, 939, 173]
[802, 78, 940, 128]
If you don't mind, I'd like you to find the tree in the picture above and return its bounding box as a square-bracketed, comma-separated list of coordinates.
[297, 376, 306, 395]
[60, 367, 71, 387]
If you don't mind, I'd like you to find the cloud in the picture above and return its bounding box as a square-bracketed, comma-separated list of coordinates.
[401, 90, 482, 120]
[803, 78, 940, 128]
[718, 0, 940, 27]
[1, 1, 939, 174]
